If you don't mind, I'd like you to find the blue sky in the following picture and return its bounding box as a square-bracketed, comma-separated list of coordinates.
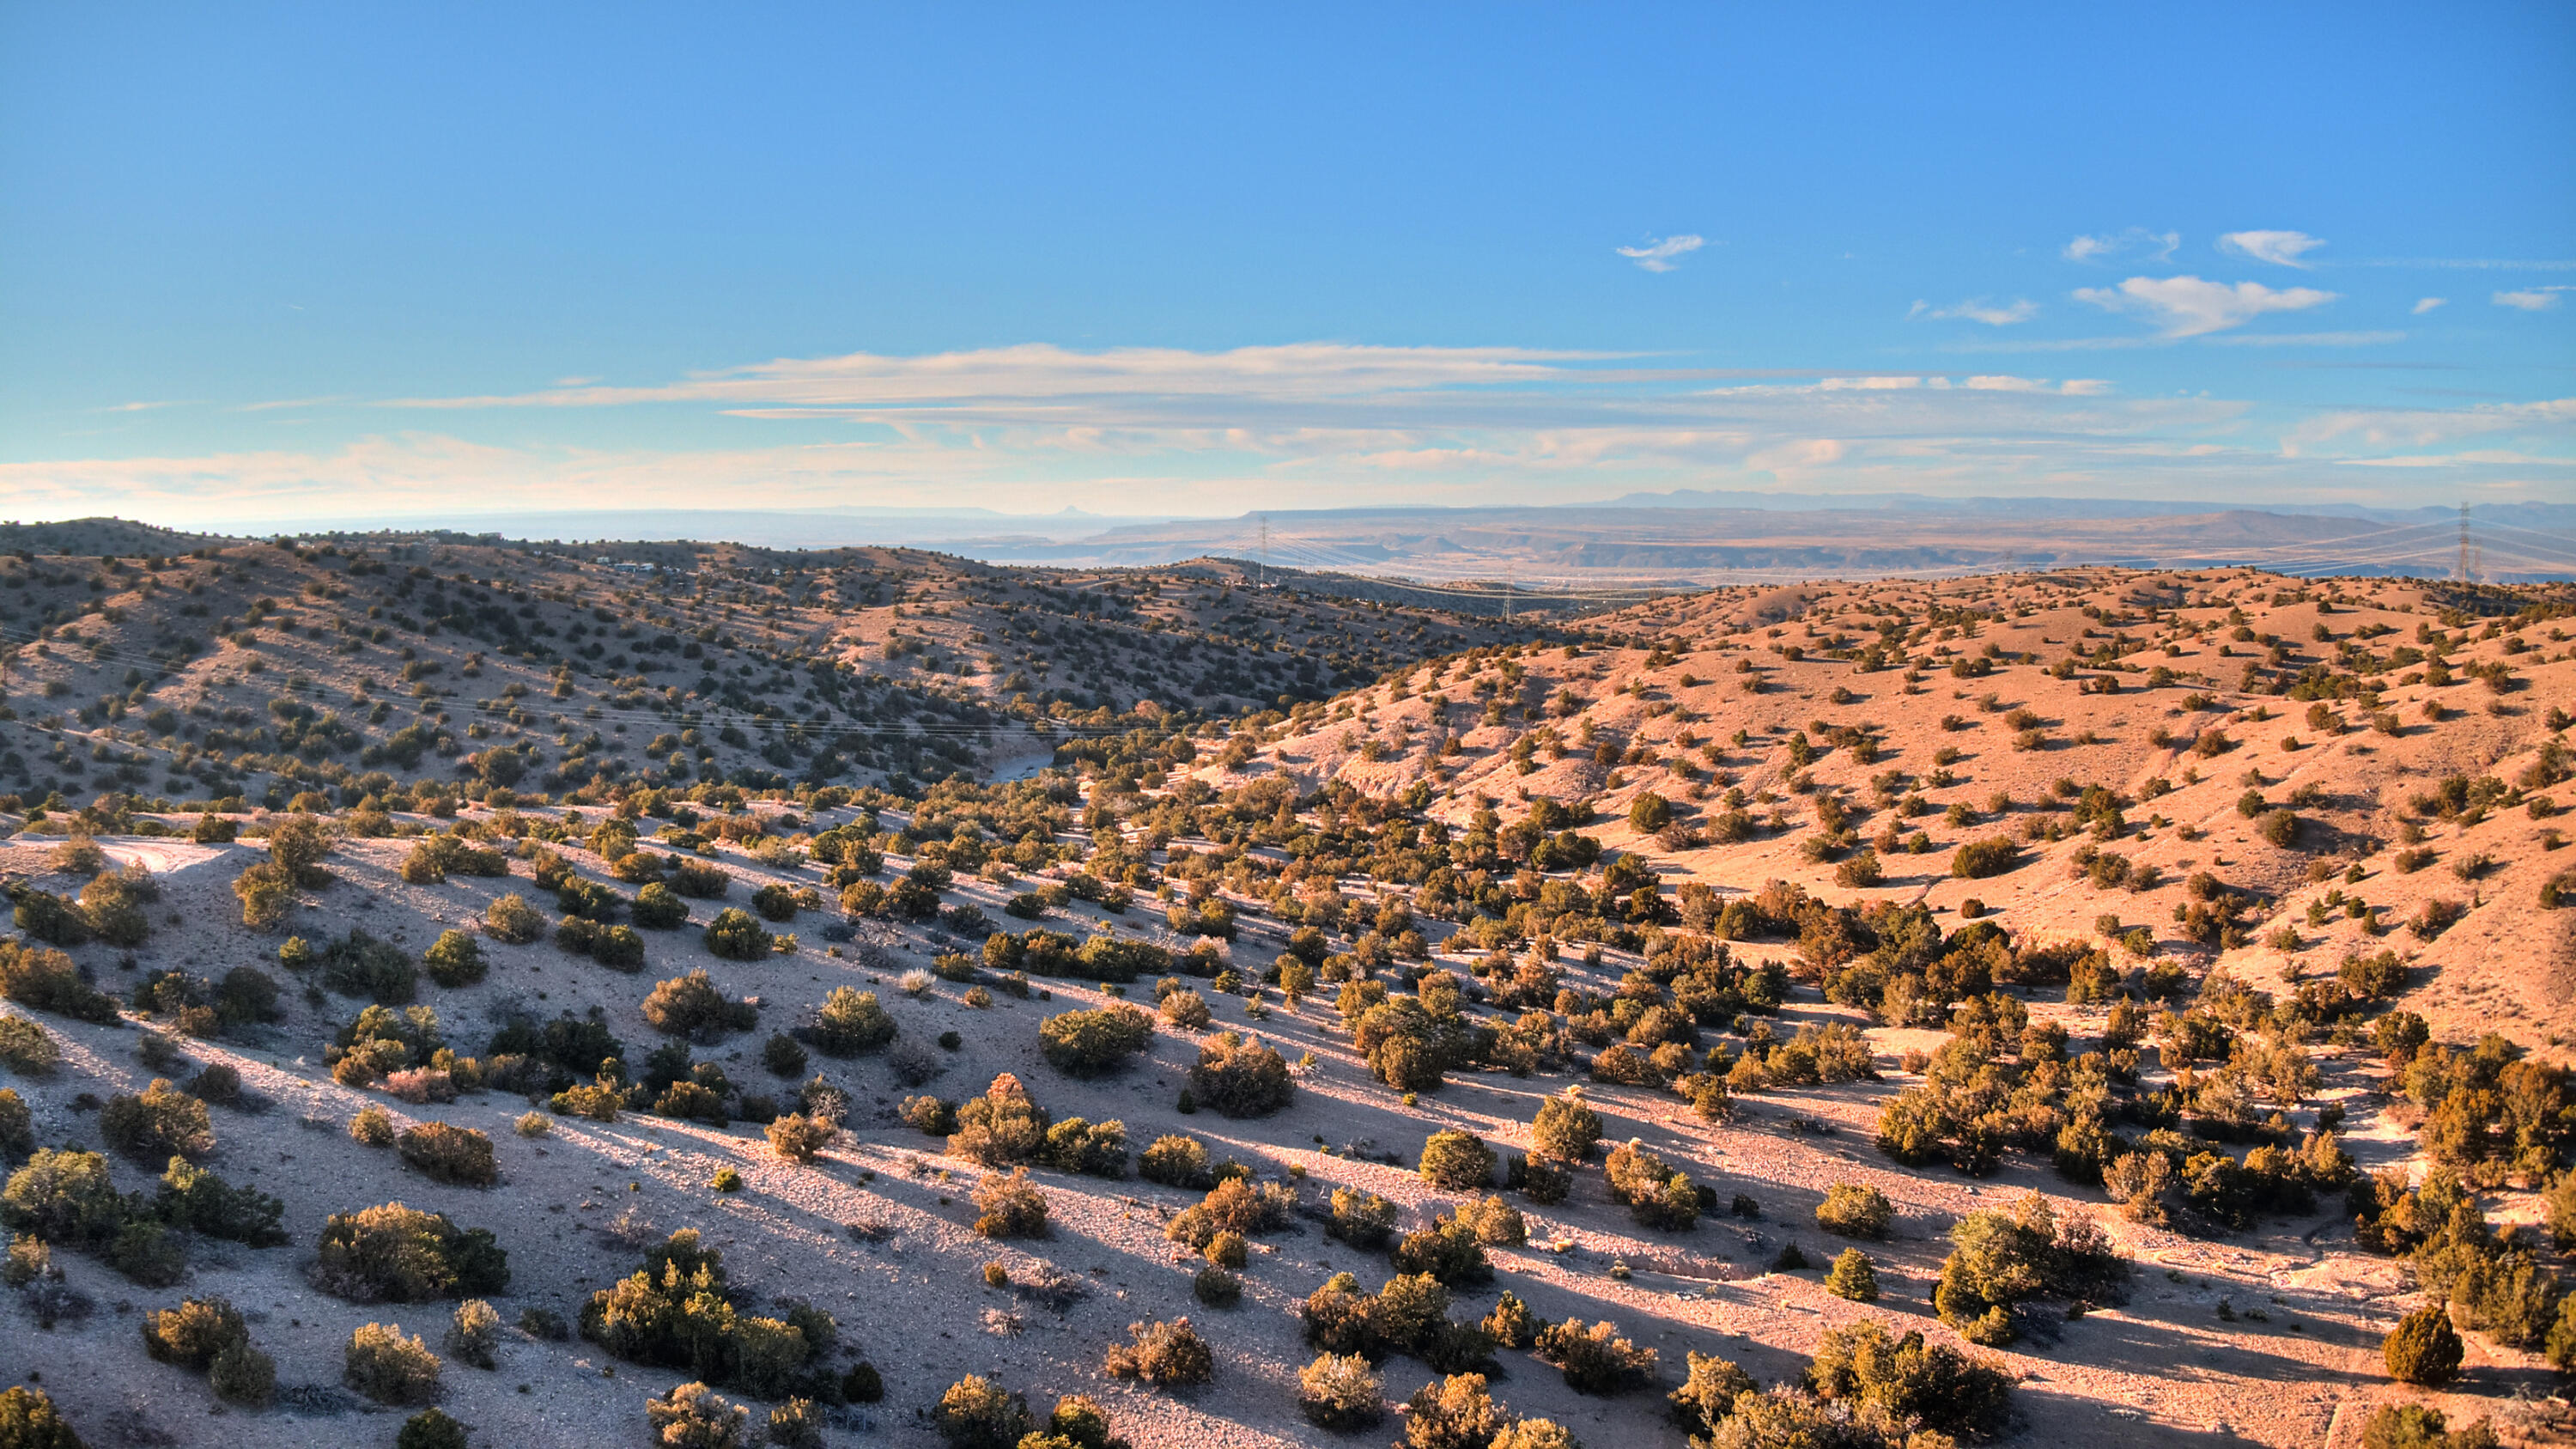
[3, 2, 2570, 527]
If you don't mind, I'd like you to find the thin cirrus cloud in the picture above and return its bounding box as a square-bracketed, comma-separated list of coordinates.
[1907, 297, 2039, 326]
[2063, 228, 2180, 264]
[2074, 276, 2337, 338]
[2413, 297, 2447, 314]
[7, 342, 2301, 525]
[2494, 285, 2572, 312]
[387, 343, 1610, 416]
[2216, 230, 2326, 267]
[2284, 396, 2576, 452]
[1613, 234, 1705, 272]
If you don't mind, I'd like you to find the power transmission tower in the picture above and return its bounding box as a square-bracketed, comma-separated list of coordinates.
[2457, 502, 2471, 582]
[1257, 517, 1269, 589]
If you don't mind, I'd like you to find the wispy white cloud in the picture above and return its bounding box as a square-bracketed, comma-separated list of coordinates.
[2216, 230, 2326, 267]
[2074, 275, 2338, 337]
[2286, 397, 2576, 453]
[1745, 437, 1846, 473]
[389, 344, 1612, 414]
[1, 344, 2279, 525]
[2064, 228, 2179, 264]
[2494, 285, 2573, 312]
[2413, 297, 2447, 315]
[25, 339, 2554, 525]
[1959, 375, 2116, 395]
[239, 395, 353, 412]
[1908, 297, 2039, 326]
[2336, 450, 2576, 469]
[96, 400, 195, 414]
[1614, 234, 1706, 272]
[2201, 330, 2402, 348]
[2350, 257, 2576, 271]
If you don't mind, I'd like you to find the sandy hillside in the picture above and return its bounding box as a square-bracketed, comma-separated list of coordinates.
[0, 561, 2570, 1449]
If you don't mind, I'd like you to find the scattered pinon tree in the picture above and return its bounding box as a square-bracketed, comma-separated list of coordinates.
[484, 893, 547, 944]
[1297, 1352, 1384, 1433]
[1022, 1395, 1126, 1449]
[1826, 1247, 1880, 1302]
[1934, 1192, 2126, 1346]
[1529, 1091, 1602, 1163]
[641, 970, 758, 1041]
[2358, 1403, 2497, 1449]
[804, 987, 896, 1056]
[398, 1408, 471, 1449]
[142, 1295, 277, 1406]
[647, 1381, 747, 1449]
[0, 1386, 83, 1449]
[2384, 1304, 2465, 1386]
[971, 1169, 1049, 1239]
[1533, 1318, 1658, 1395]
[1815, 1181, 1893, 1239]
[1603, 1141, 1702, 1231]
[312, 1202, 511, 1302]
[935, 1373, 1035, 1449]
[1102, 1317, 1215, 1387]
[950, 1074, 1051, 1166]
[1405, 1373, 1510, 1449]
[422, 930, 487, 988]
[0, 941, 122, 1024]
[702, 907, 774, 962]
[1166, 1176, 1299, 1257]
[767, 1112, 838, 1165]
[1419, 1129, 1498, 1192]
[447, 1298, 502, 1369]
[1036, 1004, 1155, 1077]
[1139, 1133, 1217, 1190]
[582, 1229, 841, 1400]
[100, 1080, 215, 1162]
[1188, 1031, 1295, 1117]
[344, 1321, 443, 1405]
[1327, 1186, 1399, 1250]
[397, 1123, 497, 1187]
[1482, 1292, 1544, 1350]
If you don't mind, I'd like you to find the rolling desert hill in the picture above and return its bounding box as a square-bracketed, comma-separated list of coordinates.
[0, 545, 2570, 1449]
[0, 527, 1564, 814]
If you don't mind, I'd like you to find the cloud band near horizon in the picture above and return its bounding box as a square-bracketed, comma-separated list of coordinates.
[4, 340, 2568, 531]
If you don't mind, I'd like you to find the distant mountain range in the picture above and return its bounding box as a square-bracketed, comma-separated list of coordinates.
[1579, 488, 2576, 528]
[39, 491, 2576, 584]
